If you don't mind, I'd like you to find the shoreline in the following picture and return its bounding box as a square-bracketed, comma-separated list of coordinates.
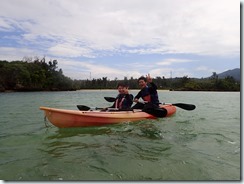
[0, 89, 240, 93]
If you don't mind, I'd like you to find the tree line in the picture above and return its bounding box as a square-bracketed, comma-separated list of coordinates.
[0, 58, 75, 91]
[0, 58, 240, 92]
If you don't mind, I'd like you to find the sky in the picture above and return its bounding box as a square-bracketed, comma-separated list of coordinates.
[0, 0, 240, 80]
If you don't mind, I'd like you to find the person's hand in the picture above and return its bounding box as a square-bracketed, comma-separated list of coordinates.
[123, 87, 129, 94]
[133, 98, 139, 103]
[146, 73, 152, 83]
[101, 107, 108, 111]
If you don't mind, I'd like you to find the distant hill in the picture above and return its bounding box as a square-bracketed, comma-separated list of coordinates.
[216, 68, 240, 81]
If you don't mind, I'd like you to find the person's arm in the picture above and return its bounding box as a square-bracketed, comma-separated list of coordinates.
[149, 82, 158, 90]
[146, 73, 157, 92]
[125, 94, 134, 107]
[134, 91, 142, 102]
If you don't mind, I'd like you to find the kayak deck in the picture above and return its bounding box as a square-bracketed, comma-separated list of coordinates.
[40, 105, 176, 128]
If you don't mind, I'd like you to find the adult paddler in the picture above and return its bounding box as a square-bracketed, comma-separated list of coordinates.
[132, 74, 160, 109]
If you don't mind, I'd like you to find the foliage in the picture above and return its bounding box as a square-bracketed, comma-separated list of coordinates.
[77, 75, 240, 91]
[0, 58, 75, 91]
[0, 59, 240, 92]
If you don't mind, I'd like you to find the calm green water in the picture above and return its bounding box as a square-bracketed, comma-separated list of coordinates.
[0, 90, 240, 181]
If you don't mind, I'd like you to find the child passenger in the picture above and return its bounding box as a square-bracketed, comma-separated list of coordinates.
[110, 83, 134, 110]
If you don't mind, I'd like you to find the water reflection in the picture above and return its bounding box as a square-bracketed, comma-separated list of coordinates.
[44, 120, 166, 140]
[47, 126, 112, 139]
[41, 121, 171, 160]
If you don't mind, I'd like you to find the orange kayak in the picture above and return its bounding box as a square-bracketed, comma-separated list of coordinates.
[40, 104, 176, 128]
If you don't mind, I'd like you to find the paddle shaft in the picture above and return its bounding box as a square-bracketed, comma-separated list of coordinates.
[165, 103, 196, 111]
[104, 96, 196, 111]
[77, 105, 142, 112]
[77, 105, 125, 111]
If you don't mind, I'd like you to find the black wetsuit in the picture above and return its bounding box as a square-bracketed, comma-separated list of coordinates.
[110, 94, 134, 110]
[132, 82, 159, 109]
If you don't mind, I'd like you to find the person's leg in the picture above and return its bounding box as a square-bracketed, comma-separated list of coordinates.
[132, 102, 144, 109]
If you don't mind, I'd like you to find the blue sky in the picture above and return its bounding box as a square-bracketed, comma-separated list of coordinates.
[0, 0, 240, 80]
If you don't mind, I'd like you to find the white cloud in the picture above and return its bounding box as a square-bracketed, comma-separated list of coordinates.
[48, 43, 94, 58]
[0, 18, 12, 31]
[156, 58, 194, 66]
[149, 67, 193, 78]
[0, 0, 240, 80]
[148, 68, 172, 78]
[195, 66, 221, 75]
[195, 66, 210, 72]
[0, 0, 239, 57]
[57, 59, 133, 80]
[0, 47, 39, 61]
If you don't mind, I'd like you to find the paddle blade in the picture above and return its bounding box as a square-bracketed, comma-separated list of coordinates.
[172, 103, 196, 111]
[104, 97, 116, 102]
[77, 105, 90, 111]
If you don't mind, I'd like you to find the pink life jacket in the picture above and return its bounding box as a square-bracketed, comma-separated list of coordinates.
[115, 97, 125, 109]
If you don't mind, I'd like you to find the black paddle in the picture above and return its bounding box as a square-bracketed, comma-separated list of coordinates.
[169, 103, 196, 111]
[77, 105, 104, 111]
[77, 104, 167, 117]
[104, 97, 116, 102]
[77, 105, 121, 111]
[104, 96, 196, 111]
